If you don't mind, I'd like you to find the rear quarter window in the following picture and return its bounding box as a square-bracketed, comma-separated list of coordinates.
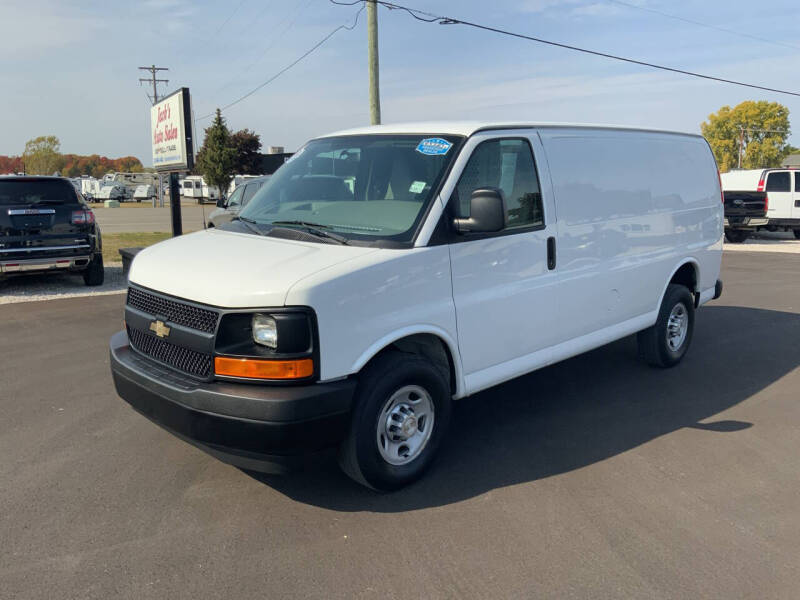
[766, 171, 790, 192]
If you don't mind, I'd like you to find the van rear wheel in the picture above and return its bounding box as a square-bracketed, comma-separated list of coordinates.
[339, 350, 451, 491]
[793, 229, 800, 240]
[638, 284, 695, 368]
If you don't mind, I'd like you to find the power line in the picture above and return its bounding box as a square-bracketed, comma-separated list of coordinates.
[354, 1, 800, 99]
[196, 4, 365, 121]
[605, 0, 800, 52]
[214, 0, 247, 36]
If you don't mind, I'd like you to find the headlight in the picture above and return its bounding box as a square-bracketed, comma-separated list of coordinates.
[252, 314, 278, 348]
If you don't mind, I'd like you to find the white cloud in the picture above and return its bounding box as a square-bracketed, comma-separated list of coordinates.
[0, 1, 104, 53]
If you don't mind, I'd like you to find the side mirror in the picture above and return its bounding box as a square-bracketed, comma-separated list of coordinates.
[216, 198, 226, 208]
[453, 188, 505, 233]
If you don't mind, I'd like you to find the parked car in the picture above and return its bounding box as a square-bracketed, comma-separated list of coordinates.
[110, 122, 723, 490]
[0, 176, 104, 285]
[133, 184, 156, 202]
[721, 168, 800, 239]
[208, 175, 270, 227]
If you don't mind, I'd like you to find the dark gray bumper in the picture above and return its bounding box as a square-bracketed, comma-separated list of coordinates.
[109, 330, 356, 472]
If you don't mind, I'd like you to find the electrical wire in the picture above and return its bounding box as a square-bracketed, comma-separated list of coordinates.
[214, 0, 247, 37]
[359, 0, 800, 98]
[196, 4, 365, 121]
[605, 0, 800, 52]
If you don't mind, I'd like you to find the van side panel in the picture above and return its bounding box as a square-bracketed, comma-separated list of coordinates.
[285, 246, 465, 396]
[538, 128, 722, 342]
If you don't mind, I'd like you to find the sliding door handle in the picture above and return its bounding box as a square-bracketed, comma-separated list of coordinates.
[547, 236, 556, 270]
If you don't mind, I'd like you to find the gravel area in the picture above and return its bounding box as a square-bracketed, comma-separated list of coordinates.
[0, 264, 127, 305]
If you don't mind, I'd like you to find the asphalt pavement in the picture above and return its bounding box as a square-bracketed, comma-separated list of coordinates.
[93, 203, 211, 233]
[1, 252, 799, 599]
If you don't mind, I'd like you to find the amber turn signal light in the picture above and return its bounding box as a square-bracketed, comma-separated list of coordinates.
[214, 356, 314, 380]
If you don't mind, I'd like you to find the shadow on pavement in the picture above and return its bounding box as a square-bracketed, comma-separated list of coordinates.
[249, 305, 800, 511]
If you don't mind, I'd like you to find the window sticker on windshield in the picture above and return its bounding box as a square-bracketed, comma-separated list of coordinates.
[409, 180, 426, 194]
[416, 138, 452, 156]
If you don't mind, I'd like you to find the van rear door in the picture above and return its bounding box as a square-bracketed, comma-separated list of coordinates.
[447, 132, 559, 393]
[765, 170, 792, 220]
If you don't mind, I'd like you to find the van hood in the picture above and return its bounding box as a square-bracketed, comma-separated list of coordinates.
[128, 228, 380, 308]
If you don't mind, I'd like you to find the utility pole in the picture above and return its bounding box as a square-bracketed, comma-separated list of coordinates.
[138, 65, 169, 105]
[367, 0, 381, 125]
[738, 126, 744, 169]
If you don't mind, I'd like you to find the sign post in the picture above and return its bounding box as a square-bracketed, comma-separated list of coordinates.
[150, 87, 194, 236]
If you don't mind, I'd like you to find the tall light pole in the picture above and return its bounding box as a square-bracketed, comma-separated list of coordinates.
[367, 0, 381, 125]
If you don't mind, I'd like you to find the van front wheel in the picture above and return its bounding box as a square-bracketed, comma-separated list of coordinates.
[638, 284, 695, 368]
[339, 350, 451, 491]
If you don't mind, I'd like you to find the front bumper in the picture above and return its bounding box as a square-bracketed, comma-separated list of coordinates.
[109, 330, 356, 473]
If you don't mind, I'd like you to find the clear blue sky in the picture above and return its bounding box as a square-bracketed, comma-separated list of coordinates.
[3, 0, 798, 164]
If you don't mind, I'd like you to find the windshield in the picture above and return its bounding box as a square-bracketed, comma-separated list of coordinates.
[238, 134, 463, 243]
[0, 179, 79, 205]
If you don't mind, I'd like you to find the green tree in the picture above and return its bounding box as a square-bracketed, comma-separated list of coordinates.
[230, 129, 263, 174]
[701, 101, 791, 172]
[195, 109, 236, 197]
[22, 135, 65, 175]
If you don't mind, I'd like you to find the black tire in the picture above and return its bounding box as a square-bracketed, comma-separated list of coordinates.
[793, 229, 800, 240]
[83, 255, 104, 286]
[637, 284, 695, 368]
[339, 350, 451, 491]
[724, 229, 749, 243]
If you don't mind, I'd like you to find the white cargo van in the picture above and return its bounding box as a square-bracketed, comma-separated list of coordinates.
[110, 122, 724, 490]
[721, 168, 800, 238]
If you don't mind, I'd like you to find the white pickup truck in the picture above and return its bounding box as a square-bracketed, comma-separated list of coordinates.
[110, 121, 723, 490]
[721, 168, 800, 239]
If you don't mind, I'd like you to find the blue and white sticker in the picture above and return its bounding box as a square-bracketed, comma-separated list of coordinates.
[416, 138, 453, 156]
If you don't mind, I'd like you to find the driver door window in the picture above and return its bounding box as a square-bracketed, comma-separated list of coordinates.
[454, 138, 544, 230]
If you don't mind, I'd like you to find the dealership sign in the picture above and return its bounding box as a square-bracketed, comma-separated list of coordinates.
[150, 87, 194, 172]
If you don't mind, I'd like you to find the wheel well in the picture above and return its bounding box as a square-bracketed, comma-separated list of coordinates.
[670, 262, 697, 293]
[367, 334, 456, 395]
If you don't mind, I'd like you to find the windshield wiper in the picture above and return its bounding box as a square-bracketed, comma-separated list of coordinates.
[269, 220, 349, 245]
[233, 215, 267, 236]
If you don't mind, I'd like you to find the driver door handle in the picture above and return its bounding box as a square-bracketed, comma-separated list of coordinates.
[547, 236, 556, 270]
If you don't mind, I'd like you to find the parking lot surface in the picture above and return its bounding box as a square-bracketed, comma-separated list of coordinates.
[93, 204, 210, 233]
[1, 252, 799, 599]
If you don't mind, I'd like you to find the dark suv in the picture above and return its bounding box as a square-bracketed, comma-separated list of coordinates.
[0, 176, 104, 286]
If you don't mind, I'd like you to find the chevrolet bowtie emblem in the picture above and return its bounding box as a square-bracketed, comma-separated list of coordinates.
[149, 320, 171, 338]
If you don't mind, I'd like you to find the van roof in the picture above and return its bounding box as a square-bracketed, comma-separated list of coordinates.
[318, 121, 704, 139]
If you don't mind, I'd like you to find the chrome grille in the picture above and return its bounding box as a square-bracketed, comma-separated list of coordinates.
[127, 326, 212, 378]
[127, 286, 218, 333]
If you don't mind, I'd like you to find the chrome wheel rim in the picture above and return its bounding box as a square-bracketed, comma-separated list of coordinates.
[376, 385, 435, 466]
[666, 303, 688, 352]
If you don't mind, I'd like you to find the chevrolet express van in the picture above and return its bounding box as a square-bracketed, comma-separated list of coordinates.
[110, 122, 724, 490]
